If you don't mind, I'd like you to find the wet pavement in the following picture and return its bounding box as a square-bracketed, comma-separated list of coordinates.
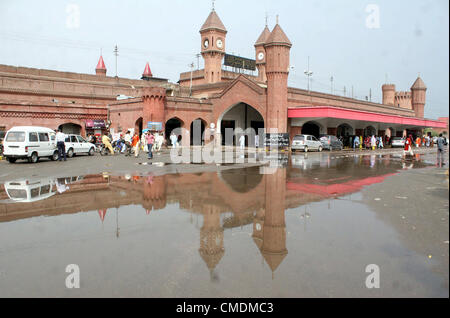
[0, 150, 448, 297]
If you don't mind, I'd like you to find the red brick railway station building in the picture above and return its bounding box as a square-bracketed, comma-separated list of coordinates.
[0, 8, 446, 144]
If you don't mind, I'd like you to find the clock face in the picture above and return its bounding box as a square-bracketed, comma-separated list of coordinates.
[203, 39, 209, 49]
[216, 39, 223, 49]
[258, 52, 265, 61]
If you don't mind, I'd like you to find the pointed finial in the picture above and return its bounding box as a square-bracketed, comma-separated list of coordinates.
[418, 72, 421, 77]
[265, 12, 268, 27]
[212, 0, 215, 11]
[276, 14, 279, 24]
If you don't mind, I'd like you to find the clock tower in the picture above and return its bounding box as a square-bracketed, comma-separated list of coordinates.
[200, 8, 227, 84]
[254, 24, 270, 83]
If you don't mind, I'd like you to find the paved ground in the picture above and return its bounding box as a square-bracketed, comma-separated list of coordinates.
[0, 146, 447, 182]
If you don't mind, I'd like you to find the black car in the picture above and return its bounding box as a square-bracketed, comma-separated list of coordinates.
[319, 135, 343, 151]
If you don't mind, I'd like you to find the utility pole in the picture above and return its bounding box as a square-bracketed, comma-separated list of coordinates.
[344, 86, 346, 97]
[113, 45, 119, 77]
[189, 62, 194, 97]
[330, 76, 334, 94]
[351, 86, 354, 99]
[196, 54, 201, 70]
[369, 88, 372, 102]
[304, 56, 313, 93]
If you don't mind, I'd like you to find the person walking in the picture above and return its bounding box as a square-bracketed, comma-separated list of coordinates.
[146, 131, 155, 160]
[132, 132, 140, 157]
[437, 133, 446, 167]
[378, 136, 384, 149]
[124, 131, 132, 156]
[56, 129, 67, 161]
[416, 136, 421, 148]
[239, 134, 246, 150]
[102, 133, 114, 155]
[353, 135, 360, 151]
[170, 132, 178, 148]
[403, 134, 414, 157]
[371, 135, 377, 150]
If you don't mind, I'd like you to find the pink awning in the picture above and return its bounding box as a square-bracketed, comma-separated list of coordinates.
[288, 106, 447, 128]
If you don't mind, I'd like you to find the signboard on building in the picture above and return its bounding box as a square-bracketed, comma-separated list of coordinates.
[224, 54, 256, 71]
[264, 133, 290, 149]
[86, 120, 106, 129]
[147, 122, 163, 131]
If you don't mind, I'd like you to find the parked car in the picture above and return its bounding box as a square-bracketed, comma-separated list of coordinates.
[391, 137, 405, 148]
[319, 135, 343, 151]
[64, 134, 96, 157]
[3, 126, 58, 163]
[291, 134, 323, 152]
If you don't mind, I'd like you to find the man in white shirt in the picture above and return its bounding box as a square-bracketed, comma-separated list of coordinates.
[55, 129, 67, 161]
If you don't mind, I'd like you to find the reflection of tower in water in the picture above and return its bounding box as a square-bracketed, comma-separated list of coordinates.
[253, 169, 288, 279]
[199, 203, 224, 282]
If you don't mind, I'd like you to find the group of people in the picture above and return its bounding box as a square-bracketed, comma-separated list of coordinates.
[414, 135, 434, 148]
[352, 135, 384, 150]
[101, 130, 166, 159]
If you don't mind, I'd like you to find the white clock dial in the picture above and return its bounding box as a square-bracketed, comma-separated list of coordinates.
[204, 39, 209, 48]
[258, 52, 265, 61]
[216, 39, 223, 49]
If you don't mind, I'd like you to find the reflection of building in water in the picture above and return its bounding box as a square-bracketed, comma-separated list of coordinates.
[1, 158, 414, 277]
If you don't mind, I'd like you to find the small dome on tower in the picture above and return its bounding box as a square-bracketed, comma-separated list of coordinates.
[266, 24, 292, 47]
[200, 9, 227, 33]
[411, 76, 427, 90]
[255, 26, 271, 46]
[142, 62, 153, 78]
[96, 55, 106, 71]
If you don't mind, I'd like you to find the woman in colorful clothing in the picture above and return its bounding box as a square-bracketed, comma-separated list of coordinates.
[403, 135, 414, 157]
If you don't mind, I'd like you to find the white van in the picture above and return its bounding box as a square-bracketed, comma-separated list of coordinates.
[3, 126, 58, 163]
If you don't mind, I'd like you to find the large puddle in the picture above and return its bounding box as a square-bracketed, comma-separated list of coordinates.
[0, 153, 447, 297]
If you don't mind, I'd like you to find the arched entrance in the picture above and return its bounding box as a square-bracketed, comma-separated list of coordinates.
[218, 103, 264, 146]
[364, 126, 377, 137]
[337, 123, 353, 137]
[135, 118, 143, 136]
[58, 123, 81, 135]
[302, 121, 321, 138]
[190, 118, 206, 146]
[165, 118, 184, 146]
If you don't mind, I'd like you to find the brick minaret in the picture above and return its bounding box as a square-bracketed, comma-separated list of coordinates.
[95, 55, 107, 77]
[411, 76, 427, 118]
[200, 9, 227, 84]
[382, 84, 396, 106]
[142, 87, 166, 130]
[254, 25, 271, 83]
[264, 21, 292, 133]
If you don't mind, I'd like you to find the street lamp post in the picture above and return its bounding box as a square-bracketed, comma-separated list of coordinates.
[304, 56, 313, 93]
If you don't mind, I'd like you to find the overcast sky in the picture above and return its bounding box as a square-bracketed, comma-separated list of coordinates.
[0, 0, 448, 118]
